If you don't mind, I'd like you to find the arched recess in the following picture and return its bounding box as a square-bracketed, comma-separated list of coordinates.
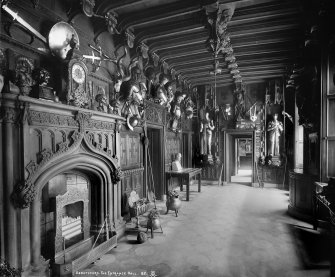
[27, 139, 119, 269]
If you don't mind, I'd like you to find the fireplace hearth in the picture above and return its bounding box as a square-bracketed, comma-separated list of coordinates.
[55, 175, 90, 256]
[62, 201, 84, 246]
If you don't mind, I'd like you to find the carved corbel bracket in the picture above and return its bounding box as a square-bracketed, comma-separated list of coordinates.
[137, 42, 149, 59]
[161, 60, 169, 74]
[125, 29, 135, 49]
[105, 10, 120, 35]
[111, 167, 122, 184]
[115, 119, 122, 133]
[151, 52, 159, 67]
[170, 68, 176, 80]
[11, 180, 35, 209]
[81, 0, 95, 17]
[1, 106, 21, 124]
[75, 111, 92, 132]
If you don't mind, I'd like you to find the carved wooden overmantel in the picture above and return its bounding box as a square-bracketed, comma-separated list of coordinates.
[7, 93, 124, 209]
[144, 100, 166, 126]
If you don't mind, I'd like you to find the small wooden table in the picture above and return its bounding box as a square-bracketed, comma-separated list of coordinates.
[165, 168, 202, 201]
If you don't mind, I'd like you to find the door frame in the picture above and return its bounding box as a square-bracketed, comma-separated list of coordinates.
[223, 129, 256, 184]
[146, 124, 165, 200]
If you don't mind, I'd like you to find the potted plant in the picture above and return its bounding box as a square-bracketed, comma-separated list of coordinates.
[147, 209, 161, 230]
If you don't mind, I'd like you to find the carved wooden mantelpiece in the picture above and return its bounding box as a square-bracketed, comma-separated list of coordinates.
[1, 93, 125, 209]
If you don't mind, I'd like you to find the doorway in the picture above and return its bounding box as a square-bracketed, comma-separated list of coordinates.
[147, 127, 164, 200]
[231, 137, 253, 183]
[223, 129, 255, 184]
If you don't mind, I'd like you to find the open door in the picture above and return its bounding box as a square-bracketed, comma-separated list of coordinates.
[231, 137, 253, 183]
[223, 129, 255, 184]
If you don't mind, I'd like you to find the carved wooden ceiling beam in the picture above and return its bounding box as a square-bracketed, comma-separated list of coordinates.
[116, 0, 202, 30]
[185, 67, 285, 80]
[177, 61, 288, 75]
[192, 73, 284, 86]
[165, 51, 295, 73]
[93, 0, 304, 88]
[153, 36, 297, 62]
[96, 0, 151, 14]
[156, 40, 297, 63]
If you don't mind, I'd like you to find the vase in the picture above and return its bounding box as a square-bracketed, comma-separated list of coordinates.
[166, 196, 182, 217]
[147, 217, 161, 230]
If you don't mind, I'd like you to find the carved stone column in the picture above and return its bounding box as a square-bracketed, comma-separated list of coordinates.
[107, 180, 114, 228]
[114, 122, 123, 228]
[99, 184, 104, 228]
[113, 182, 118, 226]
[117, 180, 122, 221]
[30, 199, 41, 267]
[27, 198, 48, 277]
[2, 106, 18, 267]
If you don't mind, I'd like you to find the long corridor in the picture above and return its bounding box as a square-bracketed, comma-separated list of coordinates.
[76, 185, 329, 277]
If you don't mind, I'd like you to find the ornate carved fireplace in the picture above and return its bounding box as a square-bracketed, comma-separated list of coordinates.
[0, 88, 125, 276]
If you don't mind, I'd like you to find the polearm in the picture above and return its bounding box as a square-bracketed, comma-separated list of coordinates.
[1, 1, 47, 44]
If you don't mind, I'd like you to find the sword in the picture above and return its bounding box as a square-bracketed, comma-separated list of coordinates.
[83, 51, 102, 63]
[88, 44, 116, 62]
[1, 2, 47, 44]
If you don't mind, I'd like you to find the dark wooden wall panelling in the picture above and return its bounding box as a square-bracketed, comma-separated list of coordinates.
[120, 130, 144, 215]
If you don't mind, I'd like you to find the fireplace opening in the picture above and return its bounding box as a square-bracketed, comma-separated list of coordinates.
[62, 201, 83, 248]
[40, 170, 118, 275]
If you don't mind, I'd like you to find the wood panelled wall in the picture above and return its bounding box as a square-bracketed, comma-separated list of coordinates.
[119, 130, 144, 215]
[165, 131, 181, 192]
[165, 131, 181, 170]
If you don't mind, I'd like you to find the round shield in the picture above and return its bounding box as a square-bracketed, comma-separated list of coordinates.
[48, 22, 80, 59]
